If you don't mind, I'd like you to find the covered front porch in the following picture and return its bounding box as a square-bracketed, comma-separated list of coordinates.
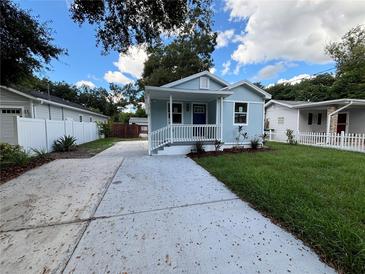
[297, 99, 365, 134]
[145, 86, 233, 154]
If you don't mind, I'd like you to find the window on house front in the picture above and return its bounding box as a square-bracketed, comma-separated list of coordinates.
[233, 102, 248, 124]
[317, 113, 322, 125]
[308, 113, 313, 125]
[79, 115, 83, 122]
[168, 103, 182, 124]
[199, 77, 209, 89]
[278, 117, 284, 125]
[89, 117, 92, 122]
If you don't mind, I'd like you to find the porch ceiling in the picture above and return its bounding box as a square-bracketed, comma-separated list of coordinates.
[145, 86, 233, 101]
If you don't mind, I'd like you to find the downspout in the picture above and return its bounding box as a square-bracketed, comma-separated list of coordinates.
[326, 101, 353, 134]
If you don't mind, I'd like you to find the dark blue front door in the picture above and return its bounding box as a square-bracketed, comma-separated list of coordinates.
[193, 104, 206, 124]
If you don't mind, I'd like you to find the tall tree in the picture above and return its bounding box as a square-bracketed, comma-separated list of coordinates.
[70, 0, 210, 53]
[140, 0, 216, 87]
[326, 25, 365, 99]
[0, 0, 65, 85]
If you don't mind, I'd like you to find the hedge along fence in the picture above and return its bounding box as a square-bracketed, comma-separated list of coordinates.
[110, 123, 140, 138]
[15, 117, 99, 152]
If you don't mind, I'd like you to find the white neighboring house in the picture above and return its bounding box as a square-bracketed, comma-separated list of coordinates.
[265, 99, 365, 141]
[0, 85, 108, 145]
[129, 117, 148, 137]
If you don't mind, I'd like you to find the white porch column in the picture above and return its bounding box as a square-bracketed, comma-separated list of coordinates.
[170, 95, 173, 144]
[220, 97, 224, 141]
[147, 95, 152, 155]
[216, 99, 219, 124]
[296, 109, 300, 136]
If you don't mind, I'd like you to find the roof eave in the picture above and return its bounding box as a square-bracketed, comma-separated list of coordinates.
[1, 85, 109, 118]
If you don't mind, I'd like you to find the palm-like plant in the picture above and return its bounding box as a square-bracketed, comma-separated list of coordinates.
[53, 135, 77, 152]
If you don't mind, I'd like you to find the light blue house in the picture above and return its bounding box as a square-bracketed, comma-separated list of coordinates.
[145, 71, 271, 155]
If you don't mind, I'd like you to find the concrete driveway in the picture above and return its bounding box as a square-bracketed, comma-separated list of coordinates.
[1, 141, 335, 274]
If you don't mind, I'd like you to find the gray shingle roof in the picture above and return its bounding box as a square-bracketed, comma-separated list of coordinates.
[28, 90, 95, 113]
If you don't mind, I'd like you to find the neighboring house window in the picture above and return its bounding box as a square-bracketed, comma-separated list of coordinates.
[233, 102, 248, 125]
[89, 117, 92, 122]
[317, 113, 322, 125]
[168, 103, 183, 124]
[278, 117, 284, 125]
[79, 115, 83, 122]
[1, 109, 21, 114]
[308, 113, 313, 125]
[199, 77, 209, 89]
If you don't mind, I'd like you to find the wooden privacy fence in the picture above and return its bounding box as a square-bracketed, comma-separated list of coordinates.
[15, 117, 99, 152]
[111, 123, 140, 138]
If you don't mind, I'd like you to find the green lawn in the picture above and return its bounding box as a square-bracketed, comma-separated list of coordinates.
[78, 137, 141, 154]
[194, 142, 365, 274]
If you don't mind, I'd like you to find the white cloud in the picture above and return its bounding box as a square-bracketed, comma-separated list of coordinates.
[75, 80, 96, 89]
[225, 0, 365, 65]
[209, 67, 216, 74]
[104, 45, 148, 84]
[257, 62, 285, 80]
[222, 61, 231, 76]
[216, 29, 235, 48]
[104, 71, 132, 85]
[277, 74, 313, 85]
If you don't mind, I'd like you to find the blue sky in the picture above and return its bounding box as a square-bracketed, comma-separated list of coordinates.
[17, 0, 364, 89]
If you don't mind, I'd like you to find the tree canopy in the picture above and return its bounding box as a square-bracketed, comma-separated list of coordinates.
[140, 0, 216, 87]
[70, 0, 211, 53]
[0, 0, 65, 85]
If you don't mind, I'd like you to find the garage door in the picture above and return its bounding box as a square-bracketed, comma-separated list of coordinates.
[0, 108, 22, 144]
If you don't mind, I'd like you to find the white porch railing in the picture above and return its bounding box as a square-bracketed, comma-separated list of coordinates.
[265, 130, 365, 153]
[172, 124, 221, 142]
[150, 124, 221, 152]
[150, 125, 171, 151]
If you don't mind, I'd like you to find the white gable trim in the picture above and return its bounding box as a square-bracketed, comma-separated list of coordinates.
[265, 100, 295, 109]
[161, 71, 229, 88]
[222, 80, 271, 100]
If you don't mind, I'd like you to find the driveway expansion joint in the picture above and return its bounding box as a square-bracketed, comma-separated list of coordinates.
[0, 197, 240, 233]
[60, 158, 125, 273]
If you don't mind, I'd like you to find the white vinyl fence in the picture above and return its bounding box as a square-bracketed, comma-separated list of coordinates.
[266, 130, 365, 153]
[16, 117, 100, 152]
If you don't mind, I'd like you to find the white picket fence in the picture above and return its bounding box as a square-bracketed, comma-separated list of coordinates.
[266, 130, 365, 153]
[16, 117, 100, 153]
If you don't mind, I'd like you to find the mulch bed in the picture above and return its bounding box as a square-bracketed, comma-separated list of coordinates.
[0, 157, 54, 185]
[188, 147, 271, 158]
[0, 148, 96, 185]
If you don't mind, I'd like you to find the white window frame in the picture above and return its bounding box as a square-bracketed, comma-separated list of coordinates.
[167, 102, 183, 124]
[232, 101, 249, 126]
[0, 106, 24, 117]
[199, 77, 210, 89]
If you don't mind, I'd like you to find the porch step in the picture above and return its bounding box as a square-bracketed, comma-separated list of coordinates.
[153, 142, 218, 156]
